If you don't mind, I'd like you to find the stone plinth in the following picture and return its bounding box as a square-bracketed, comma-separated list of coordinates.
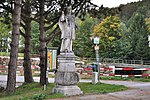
[52, 53, 82, 96]
[53, 85, 82, 96]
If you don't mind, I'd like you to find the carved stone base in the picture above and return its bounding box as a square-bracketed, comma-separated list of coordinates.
[52, 52, 82, 96]
[55, 72, 79, 85]
[52, 85, 82, 96]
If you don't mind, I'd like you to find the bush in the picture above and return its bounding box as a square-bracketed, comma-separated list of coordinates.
[31, 94, 47, 100]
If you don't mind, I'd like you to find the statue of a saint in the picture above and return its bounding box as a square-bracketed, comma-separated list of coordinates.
[58, 6, 78, 53]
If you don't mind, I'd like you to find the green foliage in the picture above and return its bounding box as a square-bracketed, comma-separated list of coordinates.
[133, 77, 150, 82]
[145, 18, 150, 31]
[127, 13, 150, 60]
[19, 97, 28, 100]
[31, 93, 46, 100]
[50, 33, 61, 49]
[120, 3, 137, 23]
[136, 1, 150, 18]
[93, 16, 124, 58]
[0, 83, 55, 99]
[73, 15, 98, 58]
[31, 21, 40, 54]
[46, 93, 64, 99]
[135, 35, 150, 60]
[0, 17, 12, 52]
[0, 52, 24, 57]
[0, 52, 10, 56]
[94, 16, 121, 38]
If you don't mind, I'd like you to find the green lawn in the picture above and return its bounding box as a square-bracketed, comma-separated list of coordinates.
[78, 82, 127, 94]
[100, 76, 150, 82]
[0, 82, 127, 100]
[0, 52, 24, 57]
[80, 74, 150, 82]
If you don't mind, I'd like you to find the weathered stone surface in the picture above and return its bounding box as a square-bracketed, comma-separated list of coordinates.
[52, 85, 82, 96]
[55, 72, 79, 85]
[53, 52, 82, 96]
[57, 53, 77, 72]
[57, 63, 76, 72]
[58, 52, 76, 58]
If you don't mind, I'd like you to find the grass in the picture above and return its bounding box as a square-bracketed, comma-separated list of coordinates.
[0, 52, 24, 57]
[0, 52, 10, 56]
[80, 74, 92, 79]
[100, 76, 150, 82]
[32, 73, 55, 78]
[80, 74, 150, 82]
[0, 83, 64, 100]
[78, 82, 127, 94]
[0, 82, 127, 100]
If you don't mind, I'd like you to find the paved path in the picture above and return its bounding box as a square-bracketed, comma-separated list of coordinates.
[0, 75, 150, 100]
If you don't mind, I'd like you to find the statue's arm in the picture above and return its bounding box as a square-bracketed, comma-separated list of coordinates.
[60, 11, 66, 22]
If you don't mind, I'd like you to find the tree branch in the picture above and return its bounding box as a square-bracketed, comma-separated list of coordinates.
[45, 25, 60, 43]
[45, 18, 59, 31]
[20, 29, 25, 37]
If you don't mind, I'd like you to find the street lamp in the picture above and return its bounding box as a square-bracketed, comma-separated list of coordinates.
[93, 37, 100, 82]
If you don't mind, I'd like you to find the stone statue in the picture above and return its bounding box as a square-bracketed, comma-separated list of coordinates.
[59, 6, 78, 53]
[53, 6, 82, 96]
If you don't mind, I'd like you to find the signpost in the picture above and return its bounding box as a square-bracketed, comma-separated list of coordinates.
[93, 37, 100, 82]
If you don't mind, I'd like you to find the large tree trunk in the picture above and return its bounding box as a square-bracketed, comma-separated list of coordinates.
[39, 0, 47, 85]
[23, 0, 34, 83]
[6, 0, 22, 94]
[23, 19, 34, 83]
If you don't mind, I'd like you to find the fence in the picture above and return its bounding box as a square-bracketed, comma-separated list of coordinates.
[1, 56, 150, 76]
[79, 58, 150, 65]
[0, 56, 40, 66]
[0, 65, 40, 75]
[81, 67, 150, 77]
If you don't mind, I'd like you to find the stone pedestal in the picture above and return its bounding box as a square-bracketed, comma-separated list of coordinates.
[52, 53, 82, 96]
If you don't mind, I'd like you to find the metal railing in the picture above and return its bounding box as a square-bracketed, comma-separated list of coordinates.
[78, 58, 150, 66]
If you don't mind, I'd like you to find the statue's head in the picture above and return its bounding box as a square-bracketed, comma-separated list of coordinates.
[66, 6, 72, 14]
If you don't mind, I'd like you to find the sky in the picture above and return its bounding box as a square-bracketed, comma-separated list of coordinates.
[92, 0, 141, 8]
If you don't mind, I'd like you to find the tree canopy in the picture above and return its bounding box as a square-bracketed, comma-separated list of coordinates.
[93, 16, 123, 58]
[127, 13, 150, 60]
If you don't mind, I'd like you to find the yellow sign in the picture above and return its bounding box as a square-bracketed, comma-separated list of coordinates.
[48, 51, 52, 69]
[47, 48, 57, 70]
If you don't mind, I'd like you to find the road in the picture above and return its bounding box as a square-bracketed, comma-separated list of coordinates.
[0, 75, 150, 100]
